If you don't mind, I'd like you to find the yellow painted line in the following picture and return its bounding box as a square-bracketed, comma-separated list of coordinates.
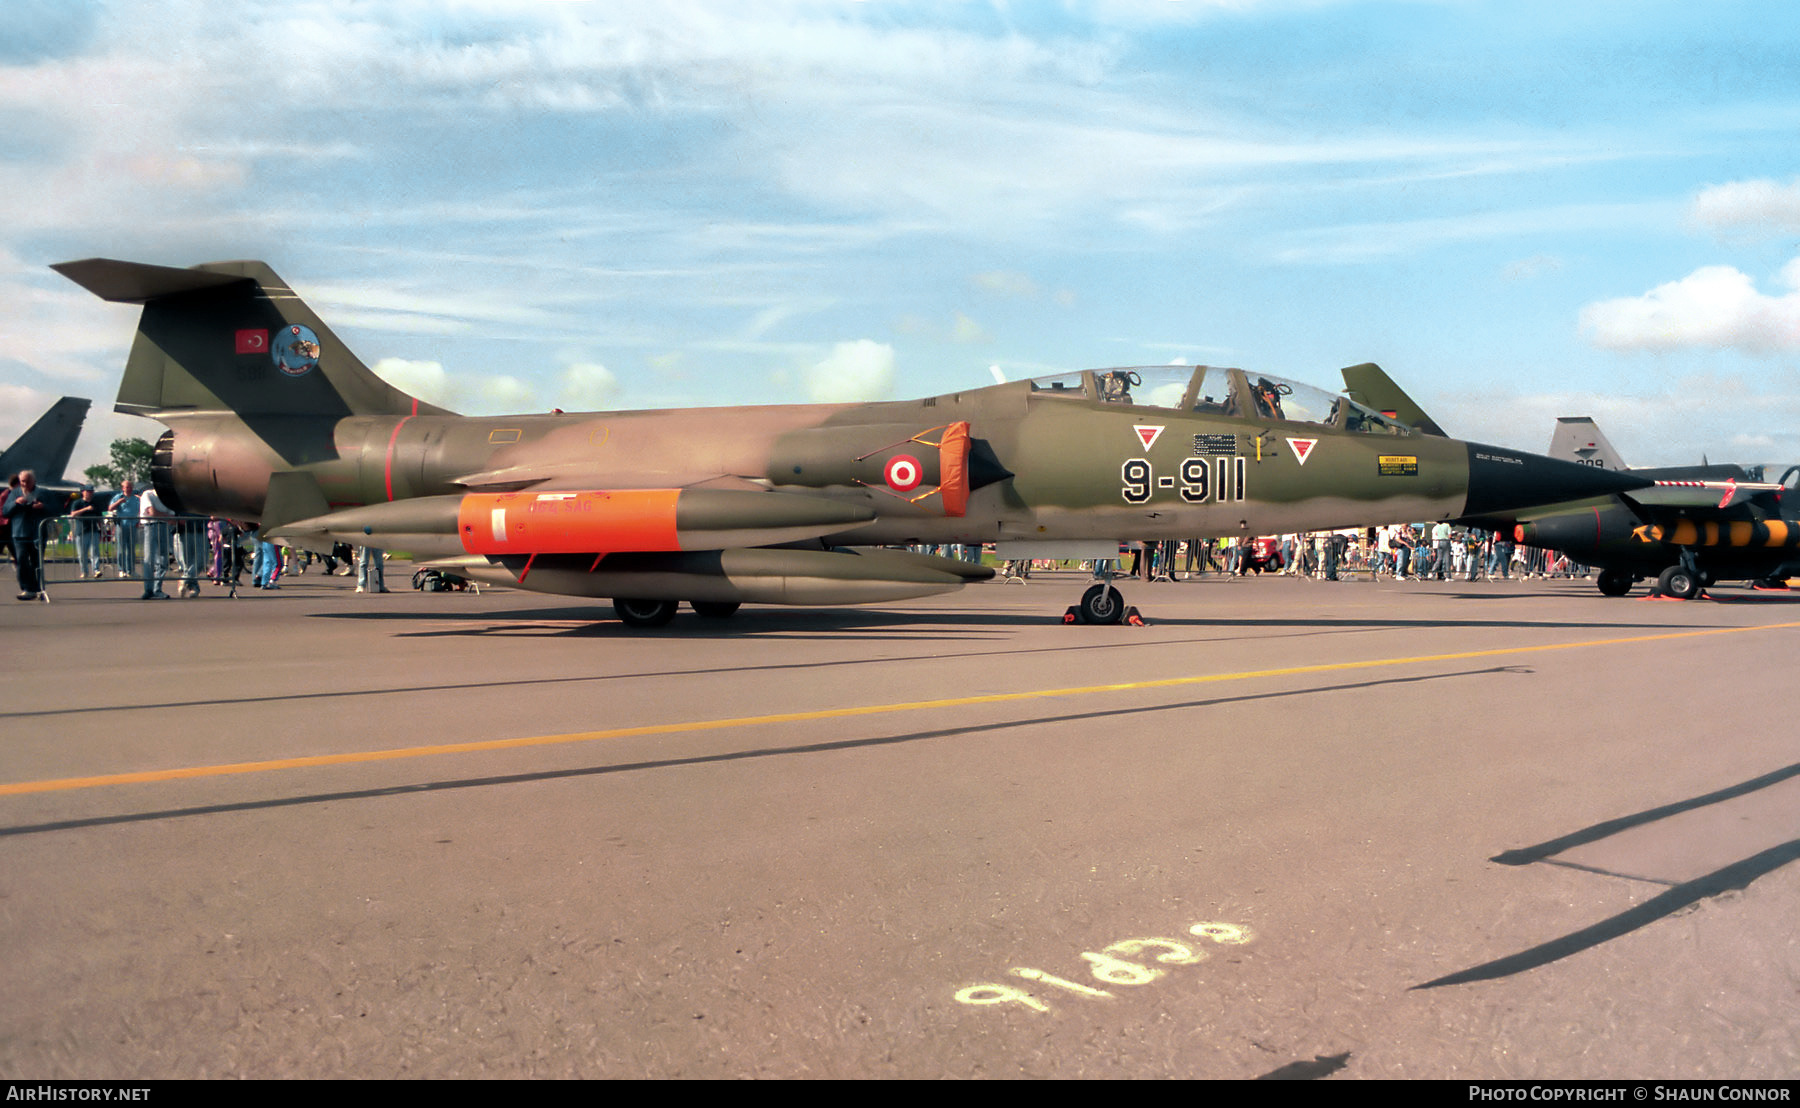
[7, 620, 1799, 798]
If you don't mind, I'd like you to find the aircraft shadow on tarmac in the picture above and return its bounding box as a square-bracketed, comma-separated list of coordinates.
[305, 604, 1704, 639]
[0, 622, 1609, 726]
[2, 665, 1527, 839]
[0, 626, 1430, 723]
[1415, 760, 1800, 989]
[1255, 1052, 1352, 1080]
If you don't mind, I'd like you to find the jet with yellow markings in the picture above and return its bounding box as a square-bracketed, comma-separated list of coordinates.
[1524, 417, 1800, 598]
[1345, 366, 1800, 599]
[55, 257, 1650, 625]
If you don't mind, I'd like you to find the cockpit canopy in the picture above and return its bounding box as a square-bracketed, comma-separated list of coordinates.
[1027, 365, 1413, 436]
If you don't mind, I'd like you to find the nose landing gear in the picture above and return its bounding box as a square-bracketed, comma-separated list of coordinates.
[1064, 577, 1145, 626]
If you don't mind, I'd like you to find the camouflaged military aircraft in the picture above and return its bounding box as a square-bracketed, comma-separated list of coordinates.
[54, 257, 1652, 625]
[1344, 367, 1800, 599]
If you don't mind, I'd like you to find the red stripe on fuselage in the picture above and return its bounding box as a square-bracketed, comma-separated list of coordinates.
[384, 415, 416, 501]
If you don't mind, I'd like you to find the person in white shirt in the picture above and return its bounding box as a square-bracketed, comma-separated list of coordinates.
[139, 487, 171, 599]
[1431, 520, 1453, 580]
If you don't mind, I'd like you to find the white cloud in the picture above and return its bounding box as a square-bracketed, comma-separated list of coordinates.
[376, 355, 625, 415]
[1501, 254, 1563, 281]
[556, 362, 619, 411]
[370, 357, 453, 407]
[804, 340, 894, 403]
[476, 374, 536, 413]
[1692, 177, 1800, 238]
[0, 248, 142, 382]
[1274, 201, 1674, 264]
[0, 0, 1658, 254]
[951, 312, 989, 344]
[971, 271, 1039, 298]
[0, 383, 57, 444]
[1579, 261, 1800, 355]
[310, 282, 562, 334]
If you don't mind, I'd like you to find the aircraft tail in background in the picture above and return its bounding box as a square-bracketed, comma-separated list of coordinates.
[1548, 416, 1627, 470]
[0, 396, 90, 487]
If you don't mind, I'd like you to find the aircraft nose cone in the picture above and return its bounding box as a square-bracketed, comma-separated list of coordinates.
[1461, 443, 1652, 517]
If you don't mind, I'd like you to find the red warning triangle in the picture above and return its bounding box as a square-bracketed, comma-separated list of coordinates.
[1135, 425, 1164, 451]
[1287, 437, 1318, 465]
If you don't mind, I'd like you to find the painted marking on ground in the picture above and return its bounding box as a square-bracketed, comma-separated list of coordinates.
[5, 621, 1797, 798]
[956, 922, 1256, 1014]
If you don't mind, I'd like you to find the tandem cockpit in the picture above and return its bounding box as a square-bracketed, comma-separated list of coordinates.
[1026, 365, 1414, 436]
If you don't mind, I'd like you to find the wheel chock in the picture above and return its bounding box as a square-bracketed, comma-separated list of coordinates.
[1124, 606, 1145, 626]
[1062, 606, 1082, 624]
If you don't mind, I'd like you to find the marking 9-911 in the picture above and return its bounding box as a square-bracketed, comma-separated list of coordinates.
[1121, 457, 1245, 504]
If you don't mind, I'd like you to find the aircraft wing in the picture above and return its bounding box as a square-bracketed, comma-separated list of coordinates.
[1621, 479, 1786, 516]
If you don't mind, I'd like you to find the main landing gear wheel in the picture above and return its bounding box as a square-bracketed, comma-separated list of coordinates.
[614, 597, 678, 627]
[691, 600, 741, 619]
[1596, 568, 1633, 597]
[1656, 565, 1702, 600]
[1078, 583, 1126, 624]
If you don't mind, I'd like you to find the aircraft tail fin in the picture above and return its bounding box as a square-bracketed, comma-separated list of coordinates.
[0, 397, 90, 485]
[1548, 417, 1627, 470]
[51, 258, 452, 422]
[1340, 362, 1448, 436]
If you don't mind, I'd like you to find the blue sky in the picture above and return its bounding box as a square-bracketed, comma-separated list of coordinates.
[5, 0, 1800, 472]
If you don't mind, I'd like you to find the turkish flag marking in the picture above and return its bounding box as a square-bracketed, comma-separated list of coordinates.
[235, 329, 268, 354]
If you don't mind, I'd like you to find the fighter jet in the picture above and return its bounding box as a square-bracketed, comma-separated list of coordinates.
[54, 257, 1650, 625]
[1, 396, 90, 495]
[1526, 418, 1799, 598]
[1344, 366, 1800, 599]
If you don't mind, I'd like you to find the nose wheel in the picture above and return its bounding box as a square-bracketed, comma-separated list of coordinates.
[1064, 582, 1144, 625]
[1080, 583, 1124, 623]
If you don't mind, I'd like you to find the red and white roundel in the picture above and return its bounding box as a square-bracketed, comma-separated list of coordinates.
[884, 454, 923, 491]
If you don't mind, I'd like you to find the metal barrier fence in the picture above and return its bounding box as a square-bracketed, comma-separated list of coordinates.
[24, 515, 246, 601]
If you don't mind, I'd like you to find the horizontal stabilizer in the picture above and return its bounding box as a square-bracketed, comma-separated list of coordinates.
[51, 258, 253, 304]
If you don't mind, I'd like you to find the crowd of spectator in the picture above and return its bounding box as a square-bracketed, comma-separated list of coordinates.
[992, 525, 1586, 584]
[0, 475, 386, 600]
